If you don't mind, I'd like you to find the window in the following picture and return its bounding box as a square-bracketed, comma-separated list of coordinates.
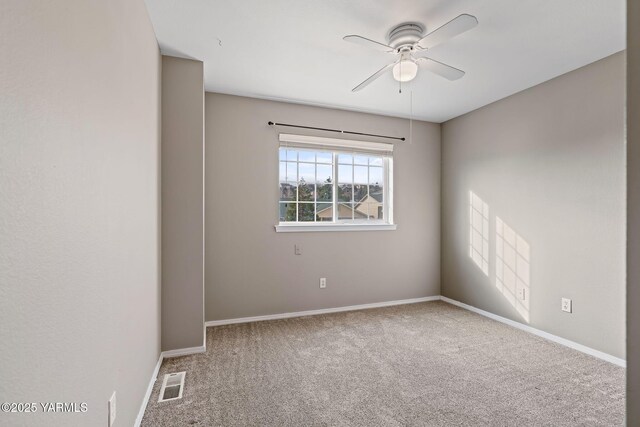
[276, 134, 394, 232]
[278, 148, 334, 222]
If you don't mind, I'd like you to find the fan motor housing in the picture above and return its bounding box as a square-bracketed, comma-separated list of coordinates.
[387, 22, 425, 50]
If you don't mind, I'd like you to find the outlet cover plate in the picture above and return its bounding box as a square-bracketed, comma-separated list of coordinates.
[561, 298, 572, 313]
[108, 391, 116, 426]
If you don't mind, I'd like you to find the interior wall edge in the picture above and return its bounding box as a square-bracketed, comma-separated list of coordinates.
[161, 55, 206, 352]
[626, 0, 640, 423]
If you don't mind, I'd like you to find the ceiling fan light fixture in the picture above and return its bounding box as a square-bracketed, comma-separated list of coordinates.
[392, 60, 418, 82]
[345, 14, 478, 92]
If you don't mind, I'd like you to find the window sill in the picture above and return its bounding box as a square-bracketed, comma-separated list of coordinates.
[274, 223, 397, 233]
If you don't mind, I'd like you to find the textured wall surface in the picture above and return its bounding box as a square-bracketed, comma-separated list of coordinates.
[205, 93, 441, 321]
[442, 52, 625, 359]
[0, 1, 161, 425]
[627, 0, 639, 422]
[161, 56, 205, 351]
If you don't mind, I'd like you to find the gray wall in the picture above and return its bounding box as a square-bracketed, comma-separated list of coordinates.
[0, 1, 161, 426]
[205, 93, 440, 321]
[161, 56, 205, 350]
[627, 0, 639, 422]
[442, 52, 626, 359]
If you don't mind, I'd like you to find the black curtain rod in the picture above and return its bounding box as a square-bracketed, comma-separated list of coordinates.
[268, 121, 405, 142]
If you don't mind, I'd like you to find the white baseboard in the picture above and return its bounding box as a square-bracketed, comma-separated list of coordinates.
[203, 325, 207, 352]
[440, 296, 626, 368]
[134, 352, 163, 427]
[161, 345, 206, 359]
[205, 296, 440, 327]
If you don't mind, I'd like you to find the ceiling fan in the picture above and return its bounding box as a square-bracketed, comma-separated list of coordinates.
[344, 14, 478, 92]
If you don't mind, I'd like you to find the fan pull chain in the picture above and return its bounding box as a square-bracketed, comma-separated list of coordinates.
[409, 90, 413, 144]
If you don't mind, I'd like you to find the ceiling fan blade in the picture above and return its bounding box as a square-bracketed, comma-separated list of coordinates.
[352, 61, 397, 92]
[411, 48, 433, 59]
[416, 57, 465, 80]
[343, 35, 395, 53]
[417, 14, 478, 50]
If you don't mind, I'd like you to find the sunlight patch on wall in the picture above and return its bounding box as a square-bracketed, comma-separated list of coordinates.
[469, 191, 489, 276]
[496, 217, 530, 323]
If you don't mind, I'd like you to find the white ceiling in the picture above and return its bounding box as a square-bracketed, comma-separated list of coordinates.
[144, 0, 625, 123]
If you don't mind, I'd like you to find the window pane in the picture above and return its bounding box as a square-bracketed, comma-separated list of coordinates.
[338, 203, 354, 220]
[279, 148, 286, 161]
[286, 162, 297, 182]
[317, 182, 332, 202]
[369, 157, 383, 166]
[369, 166, 383, 186]
[297, 180, 315, 202]
[298, 203, 315, 222]
[299, 163, 315, 184]
[354, 166, 368, 184]
[316, 203, 332, 221]
[280, 202, 297, 222]
[279, 183, 297, 201]
[316, 152, 332, 164]
[338, 164, 352, 184]
[354, 202, 367, 219]
[298, 150, 315, 163]
[279, 161, 286, 182]
[338, 184, 352, 202]
[353, 203, 368, 220]
[286, 150, 298, 162]
[338, 154, 353, 164]
[354, 155, 369, 165]
[369, 184, 383, 203]
[362, 203, 382, 219]
[354, 184, 367, 202]
[316, 164, 332, 184]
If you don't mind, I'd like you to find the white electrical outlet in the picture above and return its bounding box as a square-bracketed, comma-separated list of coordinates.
[108, 391, 116, 426]
[294, 244, 302, 255]
[319, 278, 326, 289]
[561, 298, 572, 313]
[519, 287, 526, 301]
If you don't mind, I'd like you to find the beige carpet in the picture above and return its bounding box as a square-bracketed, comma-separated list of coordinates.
[142, 301, 625, 426]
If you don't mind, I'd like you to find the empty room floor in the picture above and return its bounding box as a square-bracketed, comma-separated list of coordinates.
[142, 301, 624, 426]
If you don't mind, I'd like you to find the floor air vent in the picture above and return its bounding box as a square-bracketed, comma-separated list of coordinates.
[158, 371, 186, 402]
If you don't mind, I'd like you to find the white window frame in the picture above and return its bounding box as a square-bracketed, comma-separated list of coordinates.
[275, 134, 396, 233]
